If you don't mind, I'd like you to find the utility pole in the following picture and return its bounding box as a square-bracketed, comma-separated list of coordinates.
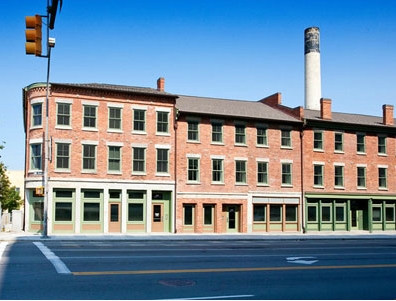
[25, 0, 62, 238]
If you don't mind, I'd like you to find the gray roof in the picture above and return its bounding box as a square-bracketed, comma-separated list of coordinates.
[51, 83, 178, 98]
[176, 95, 301, 123]
[304, 109, 396, 129]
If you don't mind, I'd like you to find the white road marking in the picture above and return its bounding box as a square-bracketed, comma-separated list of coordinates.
[33, 242, 71, 274]
[287, 256, 318, 265]
[0, 242, 8, 261]
[160, 294, 254, 300]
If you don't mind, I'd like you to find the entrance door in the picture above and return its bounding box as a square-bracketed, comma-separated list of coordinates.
[351, 201, 367, 230]
[108, 203, 121, 232]
[152, 203, 164, 232]
[223, 205, 240, 233]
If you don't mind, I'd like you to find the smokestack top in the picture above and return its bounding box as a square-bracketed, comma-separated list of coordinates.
[304, 27, 320, 54]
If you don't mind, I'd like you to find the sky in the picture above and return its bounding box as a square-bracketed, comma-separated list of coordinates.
[1, 0, 396, 170]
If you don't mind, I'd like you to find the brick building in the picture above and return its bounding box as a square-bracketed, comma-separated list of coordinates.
[22, 79, 396, 234]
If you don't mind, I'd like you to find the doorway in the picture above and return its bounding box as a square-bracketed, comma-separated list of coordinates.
[350, 201, 368, 230]
[152, 203, 164, 232]
[222, 205, 240, 233]
[108, 203, 121, 232]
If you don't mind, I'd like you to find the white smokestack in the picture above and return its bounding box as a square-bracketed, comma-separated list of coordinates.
[304, 27, 321, 110]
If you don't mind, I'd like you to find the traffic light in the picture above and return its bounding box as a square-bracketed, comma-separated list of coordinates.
[25, 15, 42, 56]
[35, 186, 44, 196]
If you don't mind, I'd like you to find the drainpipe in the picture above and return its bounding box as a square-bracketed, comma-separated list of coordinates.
[300, 119, 306, 233]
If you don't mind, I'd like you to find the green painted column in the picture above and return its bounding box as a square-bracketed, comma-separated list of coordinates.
[368, 198, 373, 233]
[346, 200, 351, 231]
[332, 199, 336, 231]
[382, 200, 386, 231]
[318, 199, 322, 231]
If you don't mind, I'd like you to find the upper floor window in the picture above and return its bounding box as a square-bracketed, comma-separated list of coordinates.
[334, 165, 344, 188]
[356, 133, 366, 153]
[56, 143, 70, 170]
[56, 103, 71, 126]
[211, 122, 223, 143]
[313, 131, 323, 151]
[378, 135, 387, 155]
[313, 164, 324, 187]
[256, 126, 268, 146]
[257, 161, 268, 185]
[187, 120, 199, 142]
[281, 162, 292, 186]
[30, 143, 42, 170]
[156, 111, 169, 134]
[187, 157, 200, 182]
[108, 107, 122, 130]
[32, 103, 42, 127]
[212, 158, 224, 183]
[83, 105, 97, 128]
[108, 146, 121, 172]
[82, 144, 96, 171]
[132, 147, 146, 173]
[133, 109, 146, 132]
[281, 129, 292, 148]
[156, 148, 169, 174]
[357, 166, 366, 188]
[235, 160, 247, 184]
[235, 124, 246, 145]
[378, 167, 388, 189]
[334, 132, 344, 152]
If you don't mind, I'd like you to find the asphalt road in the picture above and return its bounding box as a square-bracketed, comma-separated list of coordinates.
[1, 238, 396, 299]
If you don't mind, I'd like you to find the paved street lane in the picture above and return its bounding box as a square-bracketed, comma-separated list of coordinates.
[1, 238, 396, 299]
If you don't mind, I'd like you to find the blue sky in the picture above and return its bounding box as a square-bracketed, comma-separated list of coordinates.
[1, 0, 396, 170]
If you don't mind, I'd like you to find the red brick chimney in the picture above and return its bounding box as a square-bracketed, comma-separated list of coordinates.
[383, 104, 394, 126]
[320, 98, 332, 120]
[157, 77, 165, 92]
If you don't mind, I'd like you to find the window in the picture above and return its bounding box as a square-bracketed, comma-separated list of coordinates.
[378, 167, 387, 189]
[30, 143, 42, 170]
[335, 205, 345, 222]
[307, 206, 317, 222]
[257, 161, 268, 185]
[133, 109, 146, 132]
[253, 204, 266, 222]
[372, 206, 382, 222]
[187, 158, 200, 182]
[156, 148, 169, 173]
[378, 135, 387, 154]
[187, 120, 199, 141]
[108, 146, 121, 172]
[334, 165, 344, 187]
[83, 105, 97, 128]
[56, 143, 70, 170]
[212, 158, 224, 183]
[132, 147, 145, 173]
[57, 103, 71, 126]
[211, 122, 223, 143]
[386, 206, 395, 222]
[286, 205, 297, 222]
[83, 203, 100, 221]
[55, 202, 72, 221]
[357, 166, 366, 188]
[334, 132, 343, 152]
[128, 203, 144, 221]
[183, 204, 194, 225]
[108, 107, 122, 130]
[203, 205, 214, 225]
[357, 133, 366, 153]
[270, 205, 282, 222]
[33, 202, 43, 221]
[313, 131, 323, 150]
[257, 126, 268, 146]
[32, 103, 42, 127]
[281, 163, 292, 185]
[82, 144, 96, 171]
[235, 160, 247, 184]
[157, 111, 169, 133]
[235, 124, 246, 144]
[321, 204, 332, 222]
[281, 129, 292, 148]
[313, 164, 324, 187]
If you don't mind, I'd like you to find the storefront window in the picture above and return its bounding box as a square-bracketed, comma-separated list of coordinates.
[253, 205, 266, 222]
[321, 206, 331, 222]
[372, 207, 382, 222]
[286, 205, 297, 222]
[307, 206, 317, 222]
[336, 206, 345, 222]
[128, 203, 144, 221]
[55, 202, 72, 221]
[83, 203, 100, 221]
[270, 205, 281, 222]
[386, 206, 395, 222]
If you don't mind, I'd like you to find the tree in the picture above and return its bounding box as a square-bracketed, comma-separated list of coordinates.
[0, 143, 22, 212]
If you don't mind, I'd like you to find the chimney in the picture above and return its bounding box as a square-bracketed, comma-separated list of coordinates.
[383, 104, 394, 126]
[320, 98, 332, 120]
[157, 77, 165, 92]
[304, 27, 321, 110]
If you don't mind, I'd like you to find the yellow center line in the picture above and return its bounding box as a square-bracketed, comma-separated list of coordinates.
[72, 263, 396, 276]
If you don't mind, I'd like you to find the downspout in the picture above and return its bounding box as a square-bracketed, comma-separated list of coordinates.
[301, 118, 307, 233]
[173, 107, 179, 233]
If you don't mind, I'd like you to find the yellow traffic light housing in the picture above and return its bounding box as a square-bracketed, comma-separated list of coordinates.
[35, 186, 44, 196]
[25, 15, 42, 56]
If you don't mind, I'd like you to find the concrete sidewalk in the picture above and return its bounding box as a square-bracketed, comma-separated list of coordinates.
[1, 230, 396, 242]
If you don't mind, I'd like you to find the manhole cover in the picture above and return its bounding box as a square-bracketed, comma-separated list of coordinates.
[159, 279, 196, 287]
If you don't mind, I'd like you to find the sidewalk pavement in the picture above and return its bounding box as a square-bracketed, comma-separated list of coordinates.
[1, 230, 396, 242]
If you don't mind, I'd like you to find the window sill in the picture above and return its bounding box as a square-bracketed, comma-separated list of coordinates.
[155, 173, 171, 177]
[107, 129, 123, 134]
[187, 181, 201, 185]
[313, 149, 324, 152]
[313, 185, 324, 189]
[55, 169, 71, 173]
[281, 184, 293, 188]
[82, 127, 98, 132]
[334, 186, 345, 190]
[55, 125, 72, 130]
[132, 172, 146, 176]
[187, 140, 200, 144]
[132, 131, 147, 135]
[280, 146, 293, 150]
[256, 144, 269, 148]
